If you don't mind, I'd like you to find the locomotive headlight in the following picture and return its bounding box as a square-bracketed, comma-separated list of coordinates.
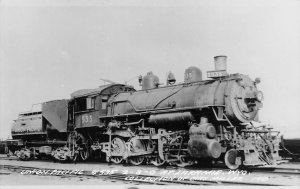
[256, 91, 264, 102]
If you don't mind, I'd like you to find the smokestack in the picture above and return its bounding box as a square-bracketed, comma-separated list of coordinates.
[214, 55, 227, 71]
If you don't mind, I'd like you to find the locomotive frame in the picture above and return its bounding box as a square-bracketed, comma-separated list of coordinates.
[7, 56, 282, 169]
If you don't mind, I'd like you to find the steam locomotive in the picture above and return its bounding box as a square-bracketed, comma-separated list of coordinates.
[6, 56, 282, 169]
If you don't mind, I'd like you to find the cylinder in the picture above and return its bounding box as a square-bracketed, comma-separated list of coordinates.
[188, 138, 221, 158]
[214, 55, 227, 71]
[188, 123, 220, 158]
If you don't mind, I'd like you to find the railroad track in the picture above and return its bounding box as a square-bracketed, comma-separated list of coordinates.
[247, 167, 300, 175]
[1, 155, 300, 176]
[0, 164, 212, 185]
[1, 164, 293, 186]
[185, 165, 300, 176]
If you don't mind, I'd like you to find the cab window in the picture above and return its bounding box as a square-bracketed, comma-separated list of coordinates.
[101, 96, 108, 110]
[86, 97, 95, 109]
[75, 97, 95, 112]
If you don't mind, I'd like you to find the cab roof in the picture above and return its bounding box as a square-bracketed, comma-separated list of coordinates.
[70, 84, 134, 99]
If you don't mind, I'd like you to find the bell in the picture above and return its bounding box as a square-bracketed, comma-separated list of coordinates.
[167, 72, 176, 85]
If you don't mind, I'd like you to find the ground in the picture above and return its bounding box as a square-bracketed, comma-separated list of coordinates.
[0, 155, 299, 186]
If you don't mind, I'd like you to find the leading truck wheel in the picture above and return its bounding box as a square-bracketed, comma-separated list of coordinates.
[224, 149, 242, 169]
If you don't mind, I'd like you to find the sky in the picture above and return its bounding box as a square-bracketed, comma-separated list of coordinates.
[0, 0, 300, 139]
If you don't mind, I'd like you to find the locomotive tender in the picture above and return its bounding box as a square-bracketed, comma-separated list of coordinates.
[7, 56, 281, 169]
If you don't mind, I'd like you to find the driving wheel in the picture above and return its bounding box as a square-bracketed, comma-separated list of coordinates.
[110, 137, 126, 164]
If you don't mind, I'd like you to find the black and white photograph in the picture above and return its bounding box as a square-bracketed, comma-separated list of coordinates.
[0, 0, 300, 187]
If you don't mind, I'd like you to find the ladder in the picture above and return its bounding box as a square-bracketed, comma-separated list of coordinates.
[210, 106, 234, 128]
